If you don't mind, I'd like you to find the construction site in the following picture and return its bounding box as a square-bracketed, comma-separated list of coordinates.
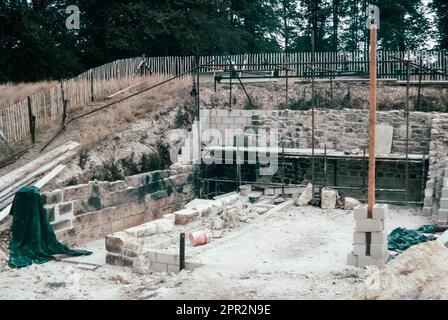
[2, 18, 448, 300]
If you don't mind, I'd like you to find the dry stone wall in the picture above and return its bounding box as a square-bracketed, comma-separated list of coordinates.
[42, 164, 196, 246]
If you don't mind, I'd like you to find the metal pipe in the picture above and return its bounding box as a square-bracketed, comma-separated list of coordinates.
[405, 53, 410, 207]
[179, 233, 185, 271]
[311, 31, 316, 188]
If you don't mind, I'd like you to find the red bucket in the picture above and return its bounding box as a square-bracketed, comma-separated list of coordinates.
[189, 230, 211, 246]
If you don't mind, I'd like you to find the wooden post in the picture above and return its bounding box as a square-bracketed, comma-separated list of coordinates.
[27, 96, 36, 144]
[368, 25, 377, 218]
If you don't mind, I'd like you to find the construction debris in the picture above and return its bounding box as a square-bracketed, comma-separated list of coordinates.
[295, 183, 313, 206]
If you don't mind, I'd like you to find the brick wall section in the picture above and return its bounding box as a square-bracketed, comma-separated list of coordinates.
[423, 115, 448, 216]
[42, 164, 196, 247]
[201, 109, 432, 154]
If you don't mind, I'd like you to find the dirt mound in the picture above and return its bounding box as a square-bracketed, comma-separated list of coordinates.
[354, 241, 448, 300]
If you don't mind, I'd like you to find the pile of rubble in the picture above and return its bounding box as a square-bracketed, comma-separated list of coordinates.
[0, 249, 6, 272]
[209, 201, 269, 230]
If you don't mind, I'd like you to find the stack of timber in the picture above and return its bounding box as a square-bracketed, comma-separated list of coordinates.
[0, 141, 80, 230]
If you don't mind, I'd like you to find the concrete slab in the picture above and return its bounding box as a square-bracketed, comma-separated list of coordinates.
[60, 239, 106, 266]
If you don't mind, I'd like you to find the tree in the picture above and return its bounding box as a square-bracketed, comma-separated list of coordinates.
[432, 0, 448, 50]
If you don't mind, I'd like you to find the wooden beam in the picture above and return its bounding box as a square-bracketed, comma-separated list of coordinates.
[368, 25, 378, 218]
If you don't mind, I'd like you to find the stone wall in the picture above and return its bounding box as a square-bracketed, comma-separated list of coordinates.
[42, 164, 196, 247]
[201, 109, 432, 154]
[423, 114, 448, 216]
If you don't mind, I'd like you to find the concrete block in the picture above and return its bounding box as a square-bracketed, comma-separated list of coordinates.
[347, 253, 358, 267]
[424, 197, 433, 207]
[356, 219, 383, 232]
[353, 244, 367, 256]
[441, 198, 448, 209]
[151, 262, 168, 272]
[167, 264, 180, 273]
[156, 252, 179, 265]
[372, 204, 388, 220]
[358, 255, 388, 268]
[63, 184, 92, 202]
[125, 222, 157, 238]
[370, 244, 387, 257]
[353, 232, 366, 244]
[354, 205, 368, 220]
[442, 188, 448, 199]
[371, 232, 388, 244]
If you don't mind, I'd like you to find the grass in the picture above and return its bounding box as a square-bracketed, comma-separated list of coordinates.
[0, 81, 57, 109]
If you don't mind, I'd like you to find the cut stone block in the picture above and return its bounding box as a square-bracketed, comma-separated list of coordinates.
[347, 253, 358, 267]
[370, 244, 387, 257]
[321, 188, 337, 210]
[372, 204, 388, 220]
[344, 197, 361, 210]
[356, 219, 384, 232]
[358, 255, 388, 268]
[174, 208, 199, 225]
[354, 205, 368, 220]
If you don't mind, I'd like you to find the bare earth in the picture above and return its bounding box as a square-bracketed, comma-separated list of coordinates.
[0, 205, 429, 300]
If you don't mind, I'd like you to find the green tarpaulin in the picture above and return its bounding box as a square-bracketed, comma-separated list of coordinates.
[8, 186, 91, 269]
[388, 227, 431, 252]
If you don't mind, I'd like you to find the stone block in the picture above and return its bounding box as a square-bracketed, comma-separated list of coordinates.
[104, 188, 144, 208]
[51, 219, 72, 232]
[106, 253, 123, 266]
[41, 190, 63, 205]
[422, 206, 432, 216]
[424, 198, 434, 207]
[73, 196, 103, 215]
[372, 204, 388, 220]
[354, 205, 368, 220]
[358, 255, 388, 268]
[356, 219, 383, 232]
[126, 222, 157, 238]
[174, 208, 199, 225]
[44, 206, 56, 222]
[105, 233, 126, 254]
[321, 188, 337, 210]
[125, 213, 143, 228]
[347, 253, 358, 267]
[58, 202, 73, 216]
[111, 218, 126, 233]
[63, 184, 92, 202]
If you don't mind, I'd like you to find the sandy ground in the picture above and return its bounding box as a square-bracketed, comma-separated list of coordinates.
[0, 205, 429, 300]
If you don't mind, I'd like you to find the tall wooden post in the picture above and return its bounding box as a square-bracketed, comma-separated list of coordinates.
[368, 25, 377, 218]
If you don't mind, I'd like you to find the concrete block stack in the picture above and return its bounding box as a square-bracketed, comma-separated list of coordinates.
[347, 204, 389, 268]
[438, 170, 448, 225]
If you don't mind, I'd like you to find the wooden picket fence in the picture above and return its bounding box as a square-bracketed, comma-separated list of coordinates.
[1, 50, 447, 145]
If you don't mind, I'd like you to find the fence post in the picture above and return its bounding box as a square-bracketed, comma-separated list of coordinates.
[27, 96, 36, 144]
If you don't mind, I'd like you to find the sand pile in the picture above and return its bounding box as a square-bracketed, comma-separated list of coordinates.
[354, 241, 448, 300]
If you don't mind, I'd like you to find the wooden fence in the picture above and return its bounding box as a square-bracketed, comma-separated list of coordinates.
[1, 50, 447, 145]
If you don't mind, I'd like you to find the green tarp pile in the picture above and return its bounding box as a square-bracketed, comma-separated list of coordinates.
[8, 186, 91, 269]
[388, 227, 432, 252]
